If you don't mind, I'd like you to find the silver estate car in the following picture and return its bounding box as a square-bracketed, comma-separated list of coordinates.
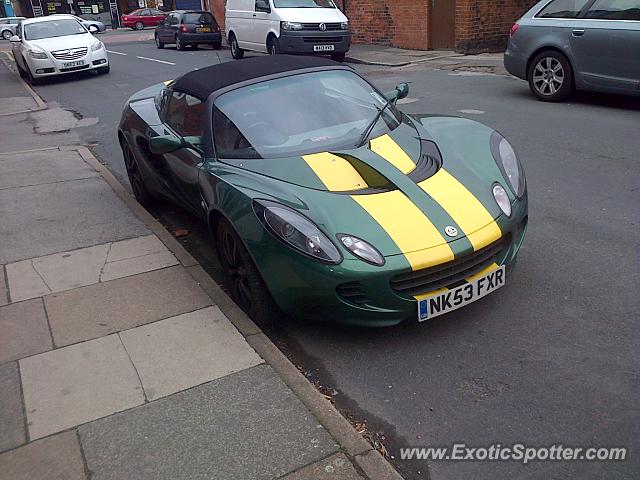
[505, 0, 640, 101]
[1, 17, 26, 40]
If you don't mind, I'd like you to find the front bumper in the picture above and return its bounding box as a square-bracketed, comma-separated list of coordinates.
[278, 29, 350, 55]
[252, 196, 528, 327]
[27, 47, 108, 78]
[179, 32, 222, 44]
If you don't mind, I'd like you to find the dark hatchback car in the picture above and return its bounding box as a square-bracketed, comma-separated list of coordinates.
[155, 11, 222, 50]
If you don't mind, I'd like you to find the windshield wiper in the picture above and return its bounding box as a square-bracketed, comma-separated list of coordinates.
[356, 101, 390, 148]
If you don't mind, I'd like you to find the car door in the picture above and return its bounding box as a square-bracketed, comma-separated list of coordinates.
[250, 0, 272, 51]
[137, 9, 151, 26]
[149, 9, 166, 26]
[161, 89, 206, 213]
[159, 13, 175, 41]
[570, 0, 640, 93]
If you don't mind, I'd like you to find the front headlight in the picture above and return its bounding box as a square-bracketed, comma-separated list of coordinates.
[28, 49, 47, 59]
[281, 21, 303, 31]
[254, 200, 342, 264]
[91, 40, 103, 52]
[338, 235, 384, 266]
[340, 22, 349, 30]
[491, 132, 525, 198]
[492, 184, 512, 217]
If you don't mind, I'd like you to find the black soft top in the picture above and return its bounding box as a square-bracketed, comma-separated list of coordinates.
[172, 55, 342, 100]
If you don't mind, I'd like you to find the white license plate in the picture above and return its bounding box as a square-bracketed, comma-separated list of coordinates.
[417, 265, 505, 321]
[313, 45, 334, 52]
[62, 60, 85, 68]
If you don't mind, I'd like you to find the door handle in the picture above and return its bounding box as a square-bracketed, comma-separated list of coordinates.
[572, 29, 585, 37]
[252, 13, 256, 17]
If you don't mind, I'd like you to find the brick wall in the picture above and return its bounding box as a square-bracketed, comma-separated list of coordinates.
[455, 0, 537, 53]
[210, 0, 226, 30]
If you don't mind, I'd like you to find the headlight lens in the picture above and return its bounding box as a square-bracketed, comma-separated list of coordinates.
[254, 200, 341, 264]
[91, 40, 103, 51]
[338, 235, 384, 266]
[493, 184, 512, 217]
[340, 22, 349, 30]
[281, 21, 303, 31]
[491, 132, 525, 198]
[29, 49, 47, 59]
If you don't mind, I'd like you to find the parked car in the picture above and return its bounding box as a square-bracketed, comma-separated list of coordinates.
[0, 17, 26, 40]
[505, 0, 640, 101]
[118, 55, 528, 326]
[121, 8, 166, 30]
[10, 17, 109, 84]
[225, 0, 351, 61]
[155, 10, 221, 50]
[52, 14, 107, 33]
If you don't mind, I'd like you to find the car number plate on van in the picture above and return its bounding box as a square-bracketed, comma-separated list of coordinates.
[62, 60, 85, 69]
[196, 27, 211, 32]
[417, 265, 506, 321]
[313, 45, 334, 51]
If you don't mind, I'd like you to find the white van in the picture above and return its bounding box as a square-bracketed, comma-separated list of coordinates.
[225, 0, 351, 61]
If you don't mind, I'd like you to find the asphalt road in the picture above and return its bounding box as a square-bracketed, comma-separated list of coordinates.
[15, 34, 640, 479]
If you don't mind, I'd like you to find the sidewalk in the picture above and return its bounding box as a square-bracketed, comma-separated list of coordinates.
[0, 56, 401, 479]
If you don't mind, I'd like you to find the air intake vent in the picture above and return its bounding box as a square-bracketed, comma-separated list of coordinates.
[336, 281, 371, 306]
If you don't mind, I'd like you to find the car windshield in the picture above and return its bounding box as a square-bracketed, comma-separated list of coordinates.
[183, 12, 216, 24]
[24, 19, 86, 40]
[273, 0, 336, 8]
[213, 70, 401, 159]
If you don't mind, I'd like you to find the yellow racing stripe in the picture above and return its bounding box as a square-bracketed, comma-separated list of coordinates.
[369, 134, 416, 174]
[418, 169, 502, 251]
[303, 152, 368, 192]
[351, 190, 454, 270]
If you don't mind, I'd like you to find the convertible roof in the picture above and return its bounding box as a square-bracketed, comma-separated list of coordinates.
[172, 55, 342, 100]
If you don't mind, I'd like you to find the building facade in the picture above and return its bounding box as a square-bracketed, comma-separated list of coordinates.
[208, 0, 538, 54]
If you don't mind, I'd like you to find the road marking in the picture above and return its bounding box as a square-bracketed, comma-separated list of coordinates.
[136, 56, 175, 65]
[106, 50, 127, 56]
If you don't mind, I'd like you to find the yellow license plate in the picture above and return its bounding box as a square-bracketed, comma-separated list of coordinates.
[196, 27, 211, 32]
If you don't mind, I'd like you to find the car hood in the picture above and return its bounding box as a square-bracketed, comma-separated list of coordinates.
[28, 33, 94, 51]
[223, 117, 508, 264]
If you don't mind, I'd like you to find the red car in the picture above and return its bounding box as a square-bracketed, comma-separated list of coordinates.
[121, 8, 166, 30]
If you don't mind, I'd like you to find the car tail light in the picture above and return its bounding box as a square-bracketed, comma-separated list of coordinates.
[123, 16, 128, 21]
[180, 25, 188, 32]
[509, 23, 519, 38]
[214, 25, 219, 32]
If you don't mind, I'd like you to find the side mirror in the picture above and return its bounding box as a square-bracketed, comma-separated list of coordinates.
[149, 134, 183, 154]
[255, 0, 270, 13]
[10, 35, 21, 43]
[383, 82, 410, 104]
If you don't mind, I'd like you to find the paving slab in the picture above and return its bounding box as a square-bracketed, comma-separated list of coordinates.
[19, 334, 144, 440]
[0, 175, 149, 264]
[79, 365, 339, 480]
[0, 149, 97, 190]
[120, 306, 263, 401]
[281, 453, 364, 479]
[6, 235, 178, 302]
[0, 362, 26, 453]
[45, 265, 211, 346]
[0, 430, 86, 480]
[0, 299, 52, 364]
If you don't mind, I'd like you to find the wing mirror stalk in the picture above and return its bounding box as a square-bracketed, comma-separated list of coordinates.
[384, 82, 409, 104]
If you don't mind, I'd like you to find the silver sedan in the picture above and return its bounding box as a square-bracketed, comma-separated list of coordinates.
[52, 14, 107, 34]
[1, 17, 26, 40]
[504, 0, 640, 101]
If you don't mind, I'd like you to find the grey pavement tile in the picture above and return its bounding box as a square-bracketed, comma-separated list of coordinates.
[0, 149, 97, 190]
[0, 362, 26, 453]
[0, 176, 149, 264]
[119, 306, 263, 401]
[0, 430, 86, 480]
[281, 453, 364, 479]
[79, 365, 339, 480]
[0, 266, 8, 306]
[0, 299, 52, 364]
[20, 334, 144, 440]
[45, 266, 212, 347]
[0, 97, 36, 115]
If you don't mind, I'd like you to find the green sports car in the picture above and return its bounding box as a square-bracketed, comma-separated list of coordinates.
[118, 55, 528, 327]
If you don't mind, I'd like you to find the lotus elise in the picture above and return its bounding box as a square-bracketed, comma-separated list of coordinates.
[118, 55, 528, 326]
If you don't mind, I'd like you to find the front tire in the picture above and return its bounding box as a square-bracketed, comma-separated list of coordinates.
[97, 65, 110, 74]
[135, 21, 144, 30]
[121, 139, 155, 207]
[23, 59, 39, 85]
[331, 52, 346, 62]
[267, 36, 280, 55]
[229, 33, 244, 59]
[212, 42, 221, 50]
[216, 219, 278, 326]
[528, 50, 574, 102]
[155, 33, 164, 49]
